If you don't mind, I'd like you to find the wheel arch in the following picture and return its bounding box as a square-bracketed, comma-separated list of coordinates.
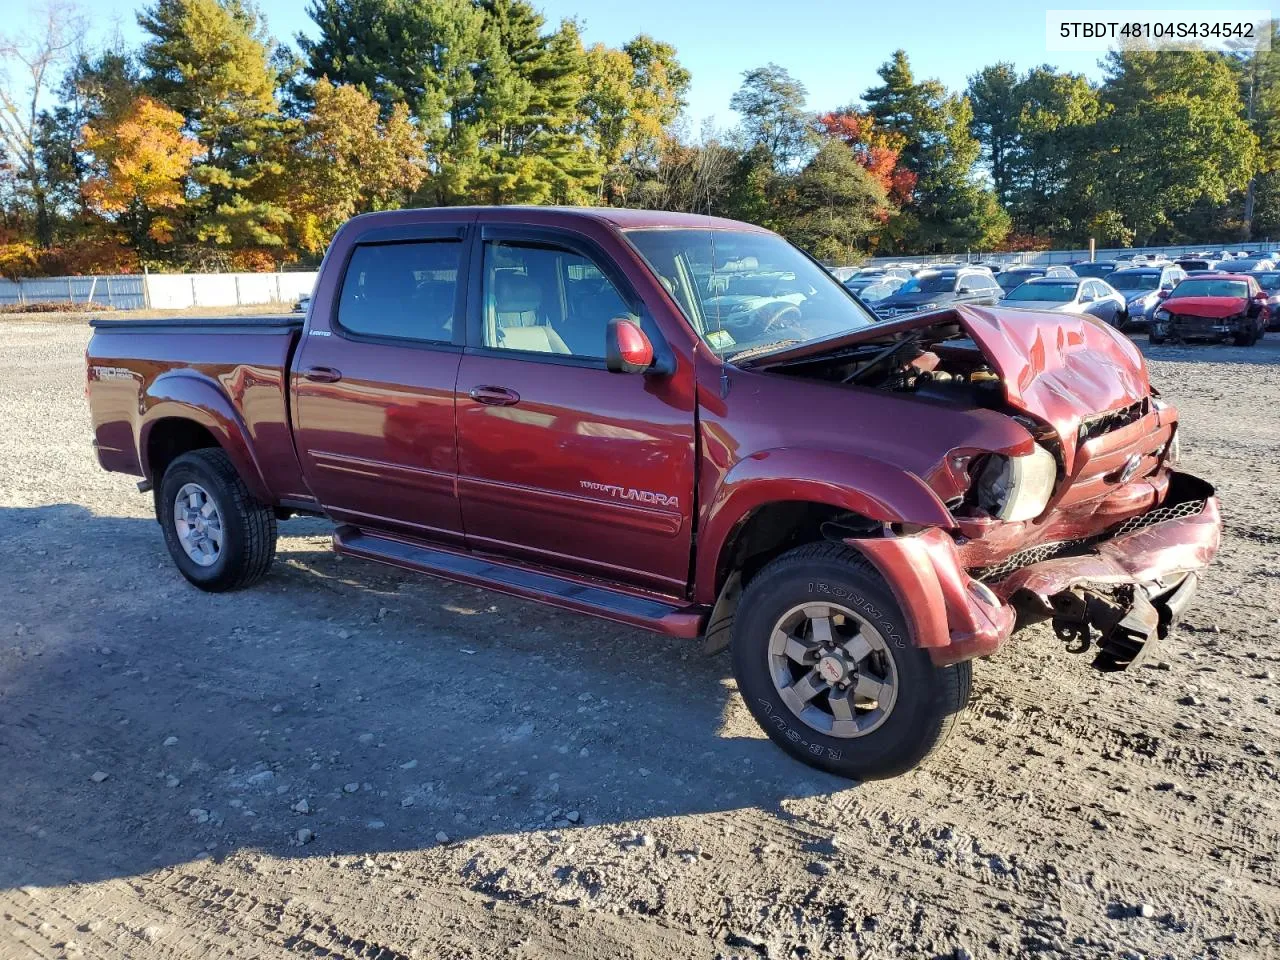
[694, 449, 954, 604]
[139, 373, 271, 501]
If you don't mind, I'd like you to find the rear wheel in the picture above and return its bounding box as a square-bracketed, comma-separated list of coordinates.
[730, 543, 971, 779]
[158, 449, 277, 591]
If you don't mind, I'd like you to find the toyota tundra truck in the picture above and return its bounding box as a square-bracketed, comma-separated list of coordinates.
[86, 207, 1221, 779]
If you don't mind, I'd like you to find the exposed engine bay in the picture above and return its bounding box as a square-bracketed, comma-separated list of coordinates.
[744, 319, 1013, 412]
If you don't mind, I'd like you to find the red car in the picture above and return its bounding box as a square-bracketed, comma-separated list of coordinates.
[86, 207, 1220, 779]
[1150, 273, 1269, 345]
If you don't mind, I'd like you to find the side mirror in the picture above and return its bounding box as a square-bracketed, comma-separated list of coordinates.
[1079, 293, 1094, 303]
[1255, 290, 1269, 301]
[606, 317, 654, 374]
[1157, 289, 1171, 300]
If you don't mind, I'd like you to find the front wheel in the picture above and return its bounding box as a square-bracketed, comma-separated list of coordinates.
[730, 543, 971, 780]
[158, 448, 278, 592]
[1234, 325, 1258, 346]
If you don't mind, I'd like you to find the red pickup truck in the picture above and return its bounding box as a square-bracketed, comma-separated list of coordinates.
[87, 207, 1221, 779]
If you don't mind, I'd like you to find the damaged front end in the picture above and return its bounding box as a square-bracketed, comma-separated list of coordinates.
[745, 305, 1222, 672]
[989, 472, 1219, 671]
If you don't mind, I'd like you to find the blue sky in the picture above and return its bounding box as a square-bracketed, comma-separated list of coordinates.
[64, 0, 1241, 128]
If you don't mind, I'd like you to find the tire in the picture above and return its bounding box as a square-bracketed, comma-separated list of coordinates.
[157, 448, 278, 592]
[1148, 331, 1166, 345]
[1233, 325, 1257, 347]
[730, 543, 971, 780]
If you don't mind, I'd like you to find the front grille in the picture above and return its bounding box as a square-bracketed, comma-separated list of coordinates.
[975, 539, 1090, 583]
[974, 498, 1207, 584]
[1107, 498, 1205, 536]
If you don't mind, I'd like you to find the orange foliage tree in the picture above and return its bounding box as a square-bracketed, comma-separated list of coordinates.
[814, 109, 916, 207]
[81, 95, 200, 251]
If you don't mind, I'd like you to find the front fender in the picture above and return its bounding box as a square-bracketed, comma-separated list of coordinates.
[694, 447, 954, 601]
[138, 372, 271, 501]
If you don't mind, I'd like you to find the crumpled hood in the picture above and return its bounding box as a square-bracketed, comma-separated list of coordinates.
[1160, 295, 1247, 319]
[743, 304, 1150, 474]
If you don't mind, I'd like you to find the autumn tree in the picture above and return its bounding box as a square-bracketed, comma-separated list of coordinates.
[774, 140, 891, 262]
[864, 50, 1008, 251]
[139, 0, 294, 251]
[581, 34, 689, 202]
[81, 95, 199, 252]
[814, 108, 914, 204]
[286, 79, 426, 252]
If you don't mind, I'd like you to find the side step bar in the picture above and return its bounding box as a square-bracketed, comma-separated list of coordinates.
[333, 525, 707, 639]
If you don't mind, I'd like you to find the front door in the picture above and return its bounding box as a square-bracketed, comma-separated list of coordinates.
[292, 226, 470, 544]
[454, 227, 696, 595]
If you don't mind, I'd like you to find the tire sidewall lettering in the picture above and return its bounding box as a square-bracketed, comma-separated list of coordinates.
[807, 579, 907, 649]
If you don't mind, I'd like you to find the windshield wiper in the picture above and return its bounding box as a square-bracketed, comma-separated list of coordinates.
[727, 339, 803, 364]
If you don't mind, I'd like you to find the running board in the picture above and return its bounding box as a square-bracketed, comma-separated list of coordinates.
[333, 525, 707, 639]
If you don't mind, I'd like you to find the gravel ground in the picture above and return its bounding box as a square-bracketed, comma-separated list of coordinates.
[1, 317, 1278, 960]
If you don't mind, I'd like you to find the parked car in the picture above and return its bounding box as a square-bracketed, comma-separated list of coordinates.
[873, 267, 1003, 318]
[844, 273, 906, 303]
[849, 265, 912, 282]
[1252, 271, 1280, 329]
[997, 276, 1127, 326]
[1071, 260, 1121, 279]
[1150, 274, 1269, 345]
[293, 293, 311, 314]
[1107, 264, 1186, 327]
[1174, 258, 1214, 272]
[992, 264, 1076, 292]
[85, 206, 1220, 781]
[1230, 257, 1275, 272]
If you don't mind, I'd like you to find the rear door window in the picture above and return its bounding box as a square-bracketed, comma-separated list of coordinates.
[337, 241, 462, 343]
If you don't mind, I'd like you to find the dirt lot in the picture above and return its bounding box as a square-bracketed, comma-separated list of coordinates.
[1, 316, 1278, 960]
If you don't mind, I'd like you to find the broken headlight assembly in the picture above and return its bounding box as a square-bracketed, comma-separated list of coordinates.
[972, 445, 1059, 522]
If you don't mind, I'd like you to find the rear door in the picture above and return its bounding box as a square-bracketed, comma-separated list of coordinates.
[292, 222, 471, 544]
[454, 223, 696, 595]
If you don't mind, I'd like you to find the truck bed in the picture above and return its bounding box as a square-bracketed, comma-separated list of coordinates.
[86, 315, 311, 504]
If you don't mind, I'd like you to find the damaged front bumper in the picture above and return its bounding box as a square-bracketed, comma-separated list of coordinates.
[849, 471, 1221, 671]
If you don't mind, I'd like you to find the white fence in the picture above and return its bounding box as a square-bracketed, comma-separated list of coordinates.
[0, 271, 318, 312]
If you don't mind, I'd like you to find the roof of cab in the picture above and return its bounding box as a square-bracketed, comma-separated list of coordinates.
[343, 205, 772, 234]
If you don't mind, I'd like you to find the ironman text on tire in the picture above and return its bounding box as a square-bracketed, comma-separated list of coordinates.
[731, 542, 971, 779]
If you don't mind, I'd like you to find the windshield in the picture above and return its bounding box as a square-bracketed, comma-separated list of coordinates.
[1254, 272, 1280, 291]
[1003, 281, 1078, 302]
[1072, 263, 1114, 278]
[1172, 279, 1249, 298]
[623, 228, 877, 358]
[1110, 270, 1161, 292]
[897, 272, 958, 294]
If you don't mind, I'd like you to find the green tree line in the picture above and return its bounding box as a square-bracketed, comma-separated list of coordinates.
[0, 0, 1272, 276]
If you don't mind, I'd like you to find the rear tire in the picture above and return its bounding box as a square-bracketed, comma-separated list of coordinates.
[158, 449, 277, 592]
[730, 543, 971, 780]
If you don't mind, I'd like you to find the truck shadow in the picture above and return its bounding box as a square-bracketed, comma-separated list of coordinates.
[0, 503, 858, 890]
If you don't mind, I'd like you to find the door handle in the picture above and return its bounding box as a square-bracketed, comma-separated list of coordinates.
[469, 385, 520, 406]
[303, 366, 342, 383]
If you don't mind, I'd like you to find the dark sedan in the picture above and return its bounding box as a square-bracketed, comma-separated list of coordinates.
[873, 268, 1003, 318]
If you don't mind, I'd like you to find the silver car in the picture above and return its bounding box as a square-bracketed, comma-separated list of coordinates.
[997, 276, 1128, 326]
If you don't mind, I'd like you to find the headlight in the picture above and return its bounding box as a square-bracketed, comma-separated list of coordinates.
[974, 445, 1058, 522]
[1153, 309, 1170, 321]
